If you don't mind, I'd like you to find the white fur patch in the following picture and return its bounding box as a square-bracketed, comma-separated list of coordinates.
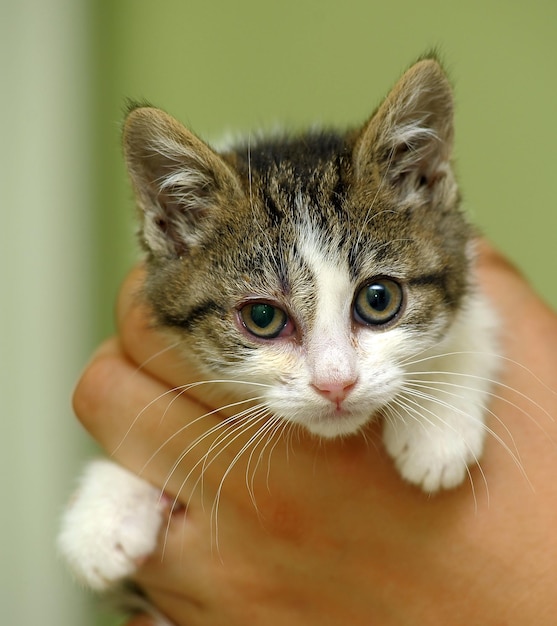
[296, 223, 358, 392]
[57, 460, 164, 591]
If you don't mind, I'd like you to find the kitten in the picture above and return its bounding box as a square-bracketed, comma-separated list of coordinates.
[59, 58, 498, 615]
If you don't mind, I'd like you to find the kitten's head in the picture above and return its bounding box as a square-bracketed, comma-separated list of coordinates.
[123, 58, 471, 438]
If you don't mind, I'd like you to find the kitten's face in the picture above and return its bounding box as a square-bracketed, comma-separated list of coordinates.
[124, 59, 471, 439]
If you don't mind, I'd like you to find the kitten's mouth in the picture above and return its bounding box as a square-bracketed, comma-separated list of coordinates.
[332, 400, 348, 413]
[304, 406, 376, 439]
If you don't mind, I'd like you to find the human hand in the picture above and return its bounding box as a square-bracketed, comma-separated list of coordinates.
[73, 241, 557, 625]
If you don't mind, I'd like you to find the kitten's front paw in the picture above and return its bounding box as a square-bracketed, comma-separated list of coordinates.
[383, 416, 485, 492]
[58, 460, 165, 591]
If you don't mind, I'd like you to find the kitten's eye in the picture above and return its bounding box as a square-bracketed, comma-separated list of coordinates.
[354, 279, 403, 326]
[240, 302, 289, 339]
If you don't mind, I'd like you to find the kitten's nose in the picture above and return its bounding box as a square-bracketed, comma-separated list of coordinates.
[312, 379, 357, 405]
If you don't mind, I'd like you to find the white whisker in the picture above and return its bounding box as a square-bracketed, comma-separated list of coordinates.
[209, 408, 273, 554]
[160, 404, 270, 559]
[142, 395, 268, 480]
[403, 350, 557, 404]
[404, 369, 554, 425]
[112, 377, 273, 455]
[167, 402, 268, 503]
[246, 414, 288, 506]
[133, 339, 185, 373]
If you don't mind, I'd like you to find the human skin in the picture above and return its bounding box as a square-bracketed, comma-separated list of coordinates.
[73, 241, 557, 626]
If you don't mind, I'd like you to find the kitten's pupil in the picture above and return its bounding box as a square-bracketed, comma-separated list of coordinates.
[251, 303, 276, 328]
[367, 284, 390, 311]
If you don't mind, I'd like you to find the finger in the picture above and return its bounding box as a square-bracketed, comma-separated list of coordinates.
[475, 238, 557, 319]
[474, 239, 557, 346]
[115, 265, 204, 393]
[472, 242, 557, 489]
[72, 336, 224, 495]
[474, 238, 524, 280]
[133, 507, 213, 605]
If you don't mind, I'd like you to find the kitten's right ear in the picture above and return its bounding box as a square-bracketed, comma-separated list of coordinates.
[123, 106, 243, 257]
[354, 59, 454, 200]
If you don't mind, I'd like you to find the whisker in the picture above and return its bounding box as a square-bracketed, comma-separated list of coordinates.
[179, 405, 269, 511]
[208, 408, 274, 554]
[111, 384, 189, 456]
[133, 339, 186, 374]
[402, 350, 556, 404]
[160, 404, 270, 560]
[245, 414, 286, 510]
[142, 395, 268, 481]
[403, 379, 522, 451]
[381, 402, 404, 438]
[162, 401, 269, 502]
[264, 418, 293, 492]
[403, 369, 554, 425]
[112, 378, 273, 455]
[172, 406, 272, 564]
[463, 460, 482, 512]
[389, 393, 440, 433]
[207, 413, 283, 532]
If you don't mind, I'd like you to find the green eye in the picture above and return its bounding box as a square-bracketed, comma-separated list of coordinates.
[354, 279, 403, 325]
[240, 302, 288, 339]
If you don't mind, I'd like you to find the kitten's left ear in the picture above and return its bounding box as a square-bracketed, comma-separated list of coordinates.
[123, 106, 244, 257]
[354, 59, 454, 197]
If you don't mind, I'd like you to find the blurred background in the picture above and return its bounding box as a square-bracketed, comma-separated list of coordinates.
[1, 1, 555, 624]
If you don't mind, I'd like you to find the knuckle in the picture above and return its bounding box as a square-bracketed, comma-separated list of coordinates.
[72, 343, 124, 429]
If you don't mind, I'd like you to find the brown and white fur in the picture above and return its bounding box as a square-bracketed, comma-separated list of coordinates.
[58, 59, 498, 621]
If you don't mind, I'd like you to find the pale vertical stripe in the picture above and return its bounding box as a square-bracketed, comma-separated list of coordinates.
[0, 0, 94, 623]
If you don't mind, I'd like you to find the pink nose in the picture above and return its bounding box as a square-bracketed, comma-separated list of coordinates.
[312, 379, 357, 405]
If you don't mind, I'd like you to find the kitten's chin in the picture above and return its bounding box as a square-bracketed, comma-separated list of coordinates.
[300, 410, 377, 440]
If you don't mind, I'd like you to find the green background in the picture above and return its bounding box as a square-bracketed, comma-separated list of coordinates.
[91, 0, 556, 346]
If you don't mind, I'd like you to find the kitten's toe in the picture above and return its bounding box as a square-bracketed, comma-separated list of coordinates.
[383, 418, 484, 493]
[401, 449, 469, 492]
[58, 460, 165, 591]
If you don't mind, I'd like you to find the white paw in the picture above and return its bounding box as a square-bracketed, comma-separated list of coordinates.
[58, 459, 165, 591]
[383, 415, 486, 492]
